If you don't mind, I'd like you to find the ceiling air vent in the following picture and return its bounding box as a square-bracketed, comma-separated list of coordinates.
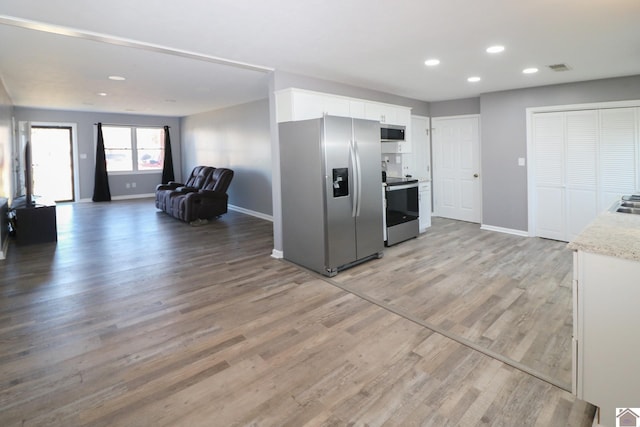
[548, 63, 571, 72]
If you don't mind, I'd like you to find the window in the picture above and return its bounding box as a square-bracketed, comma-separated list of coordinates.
[102, 125, 165, 172]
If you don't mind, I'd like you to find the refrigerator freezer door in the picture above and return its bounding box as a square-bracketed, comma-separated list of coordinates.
[323, 116, 358, 269]
[279, 119, 327, 274]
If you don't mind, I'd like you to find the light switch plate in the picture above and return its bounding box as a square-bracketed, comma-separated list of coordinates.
[518, 157, 526, 166]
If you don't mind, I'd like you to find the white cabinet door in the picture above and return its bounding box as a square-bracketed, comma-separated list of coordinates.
[381, 141, 411, 154]
[276, 89, 351, 122]
[364, 102, 411, 126]
[349, 100, 366, 120]
[419, 181, 432, 232]
[394, 107, 411, 126]
[365, 102, 394, 124]
[322, 95, 351, 117]
[574, 251, 640, 427]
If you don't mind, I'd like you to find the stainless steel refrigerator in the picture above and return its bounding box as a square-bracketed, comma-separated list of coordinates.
[279, 115, 384, 277]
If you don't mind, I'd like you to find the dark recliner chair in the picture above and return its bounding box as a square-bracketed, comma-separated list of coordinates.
[169, 168, 234, 224]
[155, 166, 214, 211]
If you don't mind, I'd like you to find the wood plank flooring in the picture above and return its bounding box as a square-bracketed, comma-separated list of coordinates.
[333, 217, 575, 388]
[0, 200, 594, 426]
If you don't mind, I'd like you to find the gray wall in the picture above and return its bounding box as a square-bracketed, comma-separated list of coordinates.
[180, 98, 272, 217]
[430, 97, 480, 117]
[13, 107, 181, 201]
[481, 74, 640, 231]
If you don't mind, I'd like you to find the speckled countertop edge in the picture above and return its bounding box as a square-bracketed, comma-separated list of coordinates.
[567, 211, 640, 262]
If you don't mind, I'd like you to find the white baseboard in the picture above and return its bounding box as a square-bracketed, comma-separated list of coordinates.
[480, 224, 530, 237]
[228, 204, 273, 222]
[271, 249, 283, 259]
[112, 193, 155, 201]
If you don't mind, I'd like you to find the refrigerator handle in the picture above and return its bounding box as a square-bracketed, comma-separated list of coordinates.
[354, 139, 362, 217]
[349, 140, 357, 218]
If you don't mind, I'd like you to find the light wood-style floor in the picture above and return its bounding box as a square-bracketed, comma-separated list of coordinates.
[0, 199, 594, 426]
[334, 217, 575, 388]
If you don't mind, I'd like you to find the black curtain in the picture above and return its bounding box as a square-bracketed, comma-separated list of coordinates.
[161, 125, 175, 184]
[92, 123, 112, 202]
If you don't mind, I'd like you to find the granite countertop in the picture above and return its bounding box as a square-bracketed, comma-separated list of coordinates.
[567, 211, 640, 262]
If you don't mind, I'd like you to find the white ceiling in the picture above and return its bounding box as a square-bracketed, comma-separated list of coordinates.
[1, 0, 639, 117]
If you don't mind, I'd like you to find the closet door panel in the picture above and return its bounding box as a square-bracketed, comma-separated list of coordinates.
[533, 112, 565, 240]
[599, 108, 637, 195]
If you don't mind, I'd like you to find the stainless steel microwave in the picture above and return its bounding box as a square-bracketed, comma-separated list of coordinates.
[380, 125, 405, 141]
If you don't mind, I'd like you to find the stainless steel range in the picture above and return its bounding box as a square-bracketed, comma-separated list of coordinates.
[384, 176, 419, 246]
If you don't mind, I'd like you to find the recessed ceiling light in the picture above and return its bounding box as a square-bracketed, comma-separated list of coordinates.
[523, 68, 539, 74]
[97, 92, 107, 96]
[424, 59, 440, 66]
[467, 76, 481, 83]
[108, 75, 126, 81]
[486, 45, 505, 54]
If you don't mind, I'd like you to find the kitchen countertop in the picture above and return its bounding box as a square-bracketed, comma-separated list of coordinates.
[567, 211, 640, 262]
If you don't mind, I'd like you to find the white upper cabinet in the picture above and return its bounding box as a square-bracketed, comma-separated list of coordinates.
[276, 89, 350, 122]
[275, 88, 411, 127]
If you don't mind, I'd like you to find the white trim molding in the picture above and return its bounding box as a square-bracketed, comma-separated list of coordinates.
[228, 204, 273, 222]
[480, 224, 529, 237]
[271, 249, 283, 259]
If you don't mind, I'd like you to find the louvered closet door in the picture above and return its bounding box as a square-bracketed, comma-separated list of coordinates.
[566, 110, 598, 241]
[533, 112, 565, 241]
[533, 107, 639, 242]
[599, 108, 638, 212]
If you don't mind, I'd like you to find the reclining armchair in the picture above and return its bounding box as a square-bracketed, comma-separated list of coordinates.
[167, 168, 234, 224]
[155, 166, 214, 211]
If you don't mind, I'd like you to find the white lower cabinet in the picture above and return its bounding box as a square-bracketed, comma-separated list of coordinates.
[573, 250, 640, 427]
[419, 181, 431, 232]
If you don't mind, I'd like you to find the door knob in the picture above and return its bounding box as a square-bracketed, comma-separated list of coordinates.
[473, 173, 479, 178]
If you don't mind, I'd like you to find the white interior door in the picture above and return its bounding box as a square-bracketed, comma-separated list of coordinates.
[432, 116, 481, 223]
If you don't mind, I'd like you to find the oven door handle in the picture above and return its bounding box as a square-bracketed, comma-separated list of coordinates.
[386, 183, 418, 191]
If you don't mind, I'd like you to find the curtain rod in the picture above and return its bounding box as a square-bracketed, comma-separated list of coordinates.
[94, 123, 169, 128]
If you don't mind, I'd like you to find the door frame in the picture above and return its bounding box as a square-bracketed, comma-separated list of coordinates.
[25, 121, 80, 203]
[525, 99, 640, 237]
[431, 114, 482, 223]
